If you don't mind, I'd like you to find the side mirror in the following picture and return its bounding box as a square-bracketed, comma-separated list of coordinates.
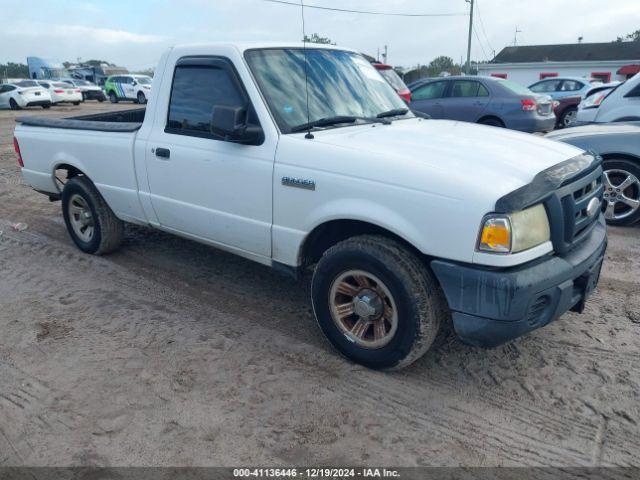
[210, 105, 263, 145]
[131, 81, 138, 86]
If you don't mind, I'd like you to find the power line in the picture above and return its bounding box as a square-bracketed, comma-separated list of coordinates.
[473, 24, 490, 62]
[474, 0, 495, 57]
[263, 0, 468, 17]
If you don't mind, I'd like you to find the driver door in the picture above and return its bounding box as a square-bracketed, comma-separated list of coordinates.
[144, 56, 276, 258]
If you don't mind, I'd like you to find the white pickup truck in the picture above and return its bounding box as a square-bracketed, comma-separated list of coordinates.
[14, 43, 607, 369]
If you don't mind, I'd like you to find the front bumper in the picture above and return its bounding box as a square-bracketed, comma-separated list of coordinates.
[431, 215, 607, 348]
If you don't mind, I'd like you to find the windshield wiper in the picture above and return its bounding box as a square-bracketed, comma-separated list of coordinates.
[290, 116, 359, 133]
[377, 108, 409, 118]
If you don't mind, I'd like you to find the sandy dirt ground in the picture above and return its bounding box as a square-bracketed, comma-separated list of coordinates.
[0, 103, 638, 467]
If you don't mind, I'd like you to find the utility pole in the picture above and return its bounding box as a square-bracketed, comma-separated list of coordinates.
[383, 45, 388, 64]
[465, 0, 474, 75]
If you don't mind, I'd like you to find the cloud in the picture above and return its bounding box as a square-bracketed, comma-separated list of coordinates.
[5, 22, 167, 45]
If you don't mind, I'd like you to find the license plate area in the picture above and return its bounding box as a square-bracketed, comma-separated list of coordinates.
[571, 259, 603, 313]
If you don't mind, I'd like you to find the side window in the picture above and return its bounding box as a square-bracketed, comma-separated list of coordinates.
[561, 80, 583, 91]
[412, 81, 447, 100]
[0, 85, 8, 93]
[41, 82, 50, 88]
[451, 80, 486, 97]
[167, 63, 248, 137]
[530, 80, 561, 93]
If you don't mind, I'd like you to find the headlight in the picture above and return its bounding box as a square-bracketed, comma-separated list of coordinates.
[581, 92, 608, 109]
[478, 204, 550, 254]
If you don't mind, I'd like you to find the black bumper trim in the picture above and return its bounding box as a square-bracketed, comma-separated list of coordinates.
[431, 216, 607, 347]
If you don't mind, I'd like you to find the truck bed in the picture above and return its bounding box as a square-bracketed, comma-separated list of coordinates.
[15, 108, 145, 132]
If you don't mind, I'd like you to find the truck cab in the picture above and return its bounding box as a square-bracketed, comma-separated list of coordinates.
[14, 43, 607, 369]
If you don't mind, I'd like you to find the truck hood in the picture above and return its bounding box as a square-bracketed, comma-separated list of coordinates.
[309, 118, 584, 200]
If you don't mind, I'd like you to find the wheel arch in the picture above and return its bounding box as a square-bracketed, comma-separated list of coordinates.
[477, 114, 505, 127]
[299, 218, 426, 269]
[600, 152, 640, 165]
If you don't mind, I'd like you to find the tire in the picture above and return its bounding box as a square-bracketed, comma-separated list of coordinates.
[61, 176, 124, 255]
[311, 235, 447, 370]
[73, 102, 80, 106]
[478, 117, 504, 128]
[9, 98, 21, 110]
[137, 92, 146, 104]
[560, 106, 577, 128]
[98, 98, 105, 103]
[108, 91, 118, 103]
[602, 158, 640, 226]
[42, 104, 51, 109]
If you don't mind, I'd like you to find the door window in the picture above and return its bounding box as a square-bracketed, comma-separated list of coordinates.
[412, 81, 447, 100]
[451, 81, 488, 97]
[166, 63, 249, 138]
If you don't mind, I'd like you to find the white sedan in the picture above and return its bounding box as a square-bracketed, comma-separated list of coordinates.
[37, 81, 83, 105]
[0, 80, 52, 109]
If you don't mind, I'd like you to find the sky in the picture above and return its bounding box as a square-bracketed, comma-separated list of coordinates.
[0, 0, 638, 70]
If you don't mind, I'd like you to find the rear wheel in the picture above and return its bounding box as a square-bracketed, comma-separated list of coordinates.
[108, 91, 118, 103]
[61, 176, 124, 254]
[602, 159, 640, 226]
[311, 235, 447, 370]
[478, 117, 504, 128]
[42, 104, 51, 109]
[73, 102, 80, 106]
[137, 92, 146, 104]
[560, 106, 577, 128]
[9, 98, 20, 110]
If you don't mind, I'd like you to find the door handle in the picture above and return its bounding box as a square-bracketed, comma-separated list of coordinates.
[155, 147, 170, 159]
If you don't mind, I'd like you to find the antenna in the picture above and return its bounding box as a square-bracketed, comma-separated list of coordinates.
[513, 26, 522, 46]
[300, 0, 314, 139]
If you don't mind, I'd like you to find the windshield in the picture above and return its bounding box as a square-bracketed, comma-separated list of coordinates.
[378, 68, 407, 91]
[75, 79, 91, 86]
[496, 78, 535, 96]
[16, 80, 39, 87]
[245, 48, 409, 133]
[136, 76, 152, 85]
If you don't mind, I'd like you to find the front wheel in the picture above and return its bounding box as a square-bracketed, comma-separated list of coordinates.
[137, 92, 147, 104]
[73, 102, 80, 106]
[311, 235, 447, 370]
[61, 176, 124, 254]
[602, 159, 640, 226]
[108, 91, 118, 103]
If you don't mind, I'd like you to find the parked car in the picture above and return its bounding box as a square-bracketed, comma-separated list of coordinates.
[37, 81, 83, 105]
[14, 42, 606, 369]
[372, 63, 411, 103]
[104, 74, 152, 104]
[584, 81, 621, 99]
[528, 76, 600, 100]
[553, 96, 581, 128]
[0, 81, 51, 109]
[547, 123, 640, 225]
[60, 78, 106, 102]
[575, 73, 640, 125]
[409, 75, 556, 132]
